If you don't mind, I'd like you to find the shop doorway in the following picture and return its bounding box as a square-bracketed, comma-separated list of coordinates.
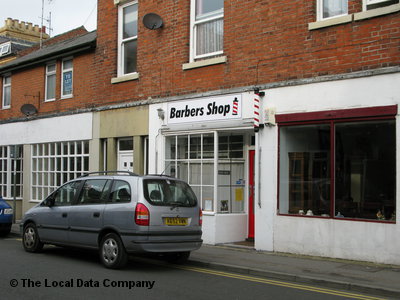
[118, 138, 134, 172]
[118, 153, 133, 172]
[248, 150, 255, 240]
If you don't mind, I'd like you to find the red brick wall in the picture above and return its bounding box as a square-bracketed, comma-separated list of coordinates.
[1, 0, 399, 120]
[0, 51, 94, 120]
[90, 0, 399, 105]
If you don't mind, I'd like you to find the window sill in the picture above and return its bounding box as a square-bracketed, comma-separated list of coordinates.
[308, 15, 352, 30]
[354, 3, 400, 21]
[113, 0, 131, 5]
[61, 95, 73, 100]
[278, 213, 396, 224]
[111, 72, 139, 84]
[309, 4, 400, 30]
[182, 56, 227, 70]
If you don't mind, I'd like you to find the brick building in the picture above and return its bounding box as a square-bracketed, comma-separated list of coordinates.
[1, 0, 399, 264]
[0, 18, 49, 65]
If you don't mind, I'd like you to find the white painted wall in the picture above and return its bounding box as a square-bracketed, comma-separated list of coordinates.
[148, 92, 255, 245]
[257, 72, 400, 264]
[0, 113, 93, 146]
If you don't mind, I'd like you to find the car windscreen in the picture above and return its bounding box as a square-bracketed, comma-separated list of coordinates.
[143, 179, 197, 207]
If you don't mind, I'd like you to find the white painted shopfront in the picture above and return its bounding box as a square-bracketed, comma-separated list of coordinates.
[0, 113, 93, 217]
[152, 70, 400, 265]
[149, 92, 258, 244]
[258, 71, 400, 265]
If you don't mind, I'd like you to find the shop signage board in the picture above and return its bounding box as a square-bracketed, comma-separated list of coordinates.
[167, 94, 242, 124]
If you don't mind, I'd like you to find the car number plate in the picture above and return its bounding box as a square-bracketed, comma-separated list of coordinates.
[164, 217, 188, 226]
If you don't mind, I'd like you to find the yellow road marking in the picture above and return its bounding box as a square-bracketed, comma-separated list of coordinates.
[173, 265, 387, 300]
[3, 237, 388, 300]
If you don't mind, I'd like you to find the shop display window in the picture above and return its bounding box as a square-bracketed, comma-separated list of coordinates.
[165, 132, 245, 213]
[279, 113, 396, 222]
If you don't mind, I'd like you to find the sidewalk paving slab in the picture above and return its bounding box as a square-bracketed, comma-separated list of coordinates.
[190, 244, 400, 299]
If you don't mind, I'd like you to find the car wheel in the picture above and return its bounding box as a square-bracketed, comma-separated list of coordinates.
[99, 233, 128, 269]
[22, 223, 44, 252]
[165, 251, 191, 264]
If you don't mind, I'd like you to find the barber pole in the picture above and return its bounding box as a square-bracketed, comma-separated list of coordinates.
[254, 92, 261, 132]
[232, 97, 239, 115]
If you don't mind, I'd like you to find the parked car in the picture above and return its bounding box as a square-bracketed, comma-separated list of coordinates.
[0, 195, 13, 237]
[21, 172, 203, 269]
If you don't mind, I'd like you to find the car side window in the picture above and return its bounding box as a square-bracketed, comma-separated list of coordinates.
[53, 181, 81, 206]
[76, 179, 110, 205]
[108, 180, 131, 203]
[147, 183, 165, 203]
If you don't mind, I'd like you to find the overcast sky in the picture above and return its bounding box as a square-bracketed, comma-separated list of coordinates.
[0, 0, 97, 37]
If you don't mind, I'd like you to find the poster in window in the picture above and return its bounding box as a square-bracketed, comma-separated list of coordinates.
[63, 71, 73, 95]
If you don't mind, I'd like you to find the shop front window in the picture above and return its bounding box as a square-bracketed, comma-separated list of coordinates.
[31, 141, 89, 201]
[165, 132, 245, 214]
[0, 145, 23, 199]
[279, 114, 396, 222]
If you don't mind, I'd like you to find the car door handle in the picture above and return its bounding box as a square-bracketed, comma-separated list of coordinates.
[93, 212, 100, 218]
[62, 213, 68, 218]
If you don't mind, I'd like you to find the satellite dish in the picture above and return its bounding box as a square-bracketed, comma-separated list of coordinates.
[20, 104, 38, 116]
[143, 13, 163, 30]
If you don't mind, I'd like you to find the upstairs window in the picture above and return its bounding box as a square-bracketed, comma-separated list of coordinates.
[318, 0, 348, 20]
[190, 0, 224, 61]
[118, 1, 138, 76]
[0, 43, 11, 57]
[2, 75, 11, 109]
[61, 59, 73, 98]
[364, 0, 399, 10]
[45, 63, 56, 101]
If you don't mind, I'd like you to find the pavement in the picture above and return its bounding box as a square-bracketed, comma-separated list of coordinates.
[11, 223, 400, 299]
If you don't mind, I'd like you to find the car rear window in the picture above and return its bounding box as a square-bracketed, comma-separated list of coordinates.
[144, 179, 197, 207]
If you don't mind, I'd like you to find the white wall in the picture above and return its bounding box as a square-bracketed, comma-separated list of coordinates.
[257, 72, 400, 264]
[148, 92, 255, 245]
[0, 113, 93, 146]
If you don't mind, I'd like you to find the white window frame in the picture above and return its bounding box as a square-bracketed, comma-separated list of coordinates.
[45, 63, 57, 102]
[362, 0, 399, 10]
[31, 141, 90, 202]
[317, 0, 348, 21]
[117, 1, 138, 77]
[0, 42, 11, 57]
[2, 75, 11, 109]
[164, 132, 246, 214]
[0, 145, 23, 199]
[61, 58, 73, 98]
[190, 0, 224, 62]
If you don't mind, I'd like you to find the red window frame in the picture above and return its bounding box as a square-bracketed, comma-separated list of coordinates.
[276, 105, 397, 223]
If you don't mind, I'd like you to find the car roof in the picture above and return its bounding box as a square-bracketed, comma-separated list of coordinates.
[76, 171, 180, 182]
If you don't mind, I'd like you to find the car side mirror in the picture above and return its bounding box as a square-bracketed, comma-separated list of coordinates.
[44, 197, 55, 207]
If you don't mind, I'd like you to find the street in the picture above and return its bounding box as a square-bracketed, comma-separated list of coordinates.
[0, 236, 387, 300]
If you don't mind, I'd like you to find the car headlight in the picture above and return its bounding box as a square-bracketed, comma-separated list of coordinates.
[3, 208, 13, 215]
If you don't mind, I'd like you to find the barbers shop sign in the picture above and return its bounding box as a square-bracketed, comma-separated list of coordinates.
[167, 94, 242, 124]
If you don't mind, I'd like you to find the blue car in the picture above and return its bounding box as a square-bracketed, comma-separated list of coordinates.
[0, 196, 13, 236]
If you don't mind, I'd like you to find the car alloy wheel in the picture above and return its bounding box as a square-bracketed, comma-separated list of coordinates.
[99, 233, 128, 269]
[22, 223, 43, 252]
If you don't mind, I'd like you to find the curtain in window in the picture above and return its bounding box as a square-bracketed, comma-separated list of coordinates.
[323, 0, 347, 18]
[194, 0, 224, 58]
[46, 74, 56, 100]
[3, 85, 11, 107]
[196, 19, 223, 57]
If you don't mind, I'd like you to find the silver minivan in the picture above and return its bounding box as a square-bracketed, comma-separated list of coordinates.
[21, 172, 203, 269]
